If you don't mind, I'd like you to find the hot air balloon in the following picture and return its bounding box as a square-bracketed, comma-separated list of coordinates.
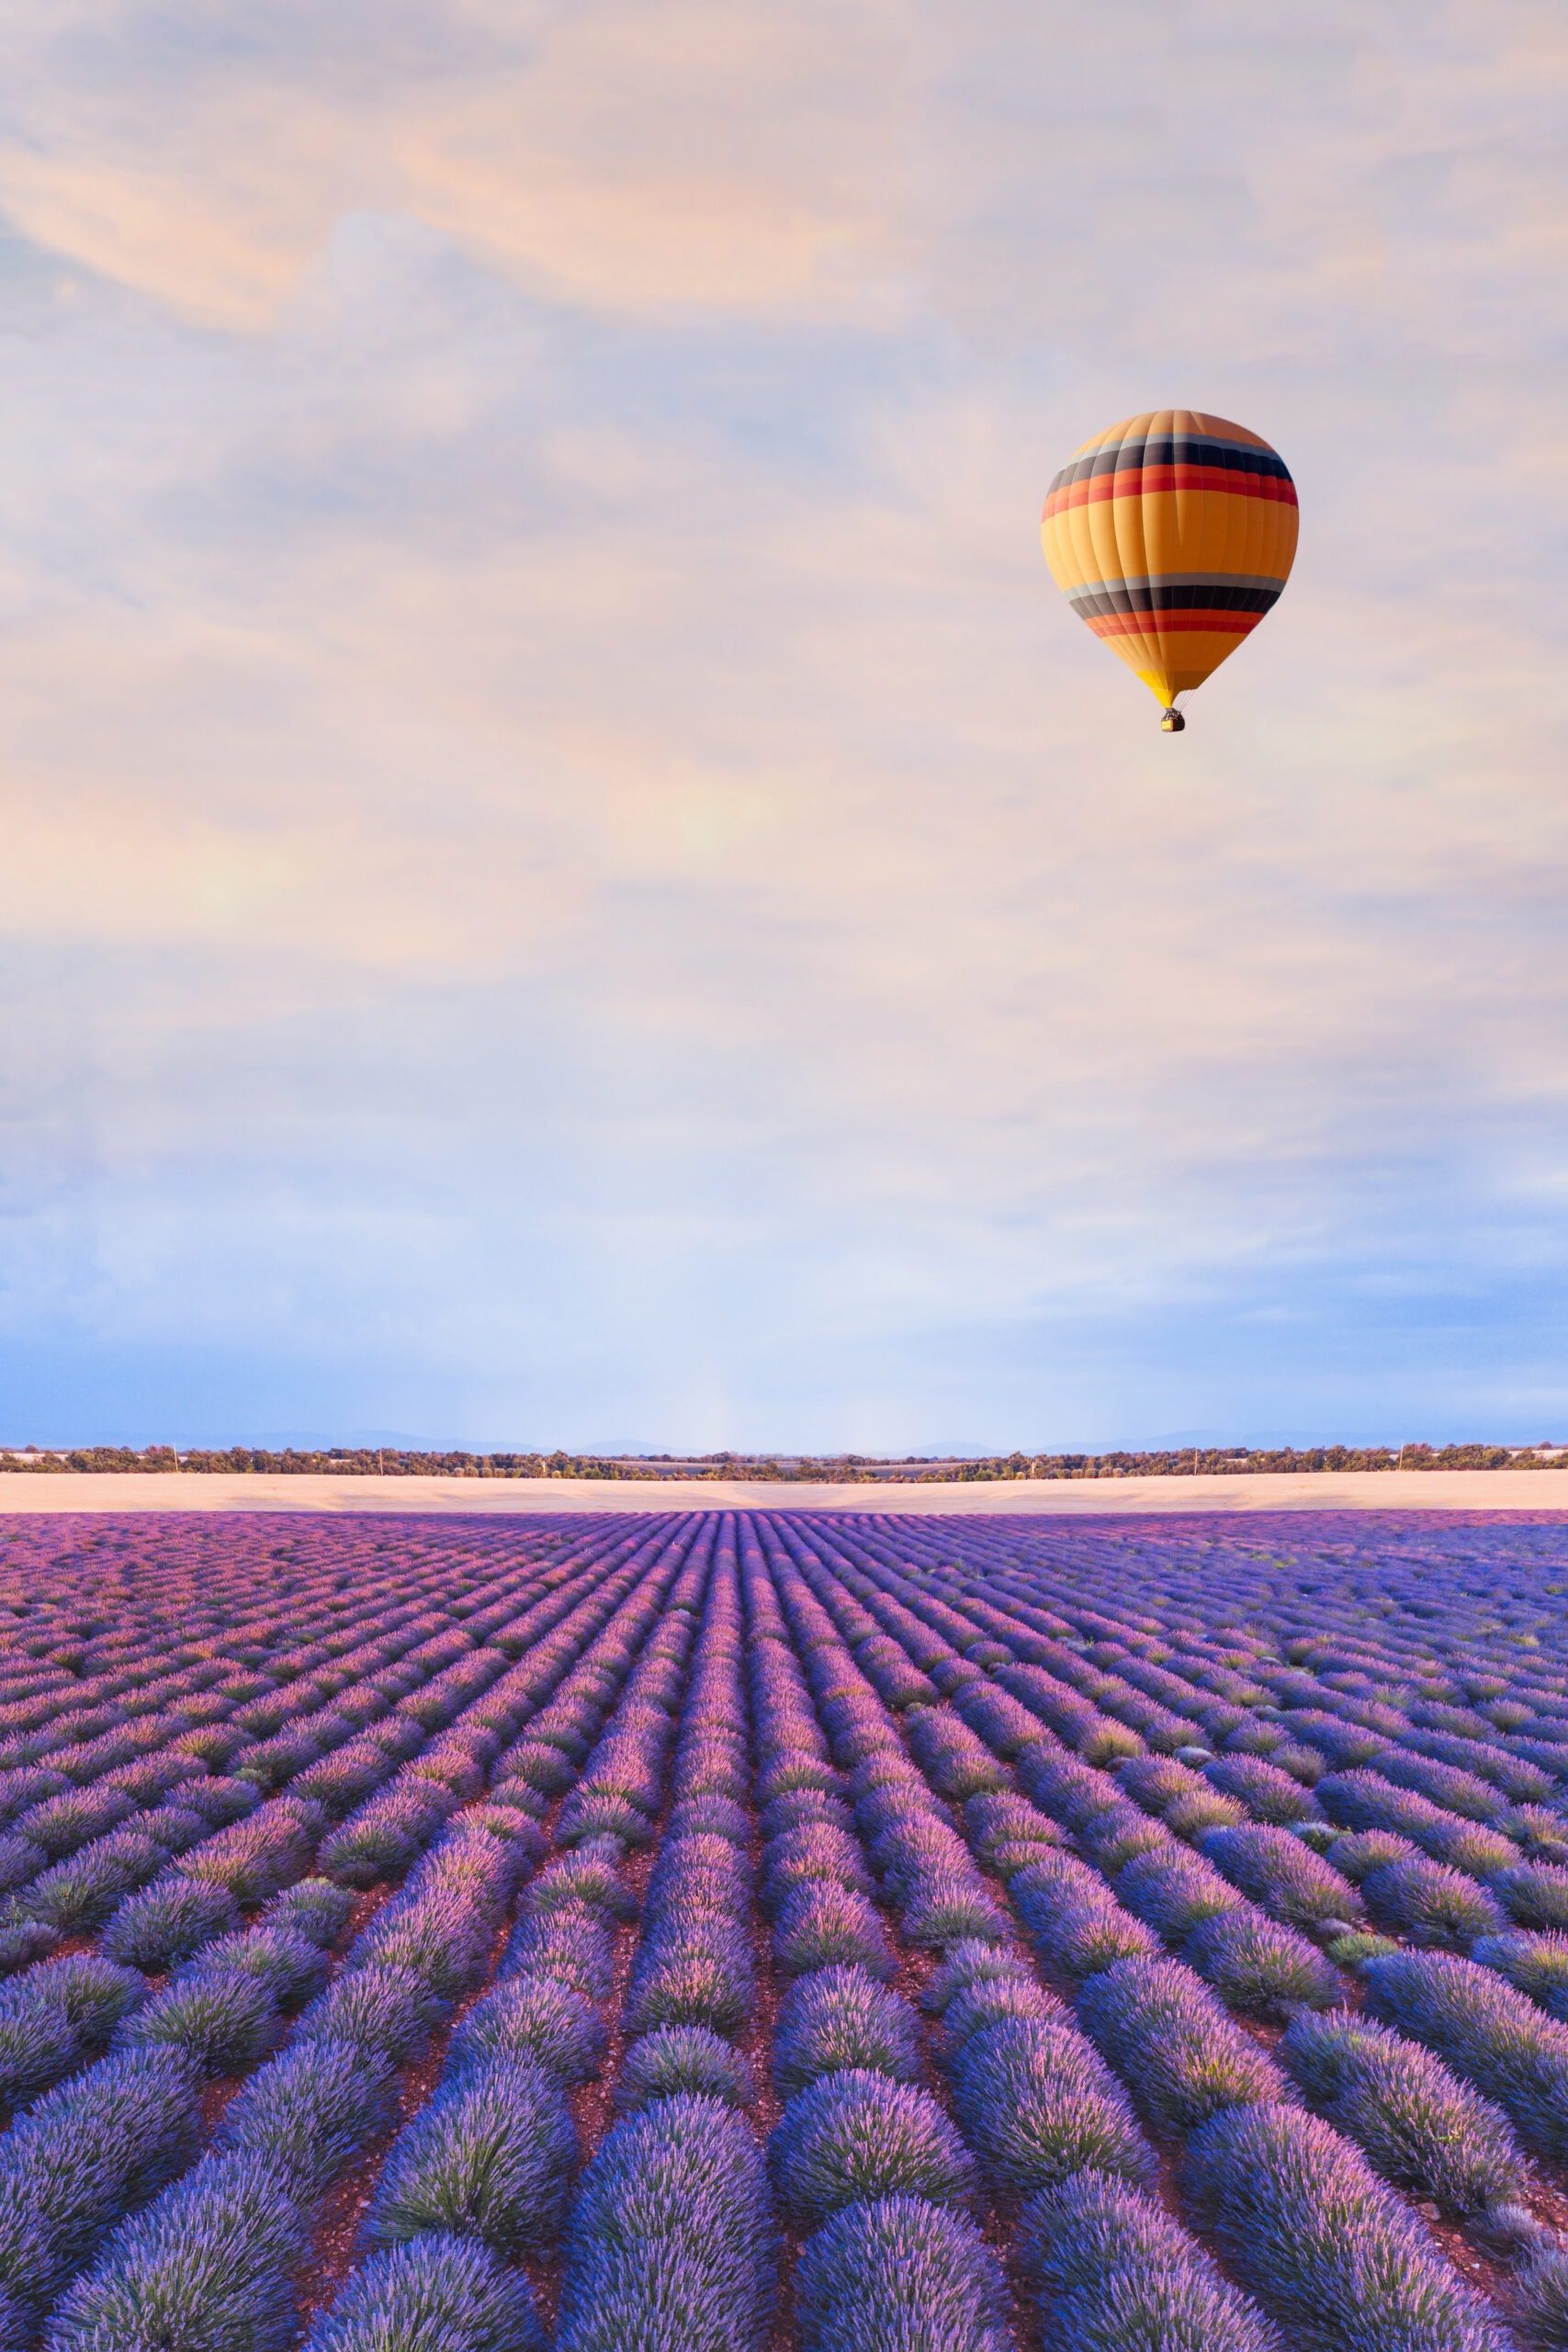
[1042, 410, 1296, 730]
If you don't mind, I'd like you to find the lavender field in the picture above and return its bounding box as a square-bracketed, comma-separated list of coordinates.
[0, 1510, 1567, 2349]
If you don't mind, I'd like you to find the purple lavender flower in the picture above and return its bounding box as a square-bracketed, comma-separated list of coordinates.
[1473, 1928, 1568, 2020]
[114, 1963, 283, 2077]
[1363, 1949, 1568, 2159]
[448, 1972, 608, 2086]
[1180, 2102, 1509, 2352]
[557, 2095, 775, 2352]
[1017, 2170, 1280, 2352]
[1115, 1845, 1246, 1939]
[948, 2014, 1154, 2199]
[303, 2233, 547, 2352]
[1011, 1853, 1162, 1980]
[1281, 2006, 1529, 2215]
[367, 2055, 579, 2258]
[1076, 1956, 1286, 2132]
[1075, 1801, 1174, 1876]
[296, 1960, 445, 2065]
[1199, 1824, 1362, 1931]
[773, 1965, 923, 2098]
[770, 2070, 976, 2228]
[44, 2153, 304, 2352]
[1361, 1856, 1507, 1948]
[773, 1882, 894, 1981]
[615, 2025, 755, 2114]
[904, 1710, 1010, 1801]
[502, 1899, 616, 2006]
[624, 1912, 756, 2036]
[942, 1972, 1061, 2051]
[1013, 1744, 1122, 1829]
[1182, 1909, 1346, 2018]
[317, 1784, 457, 1887]
[1493, 1863, 1568, 1932]
[215, 2034, 396, 2199]
[795, 2195, 1013, 2352]
[760, 1825, 875, 1915]
[1325, 1827, 1419, 1883]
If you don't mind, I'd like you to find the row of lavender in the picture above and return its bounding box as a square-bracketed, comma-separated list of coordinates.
[774, 1508, 1568, 2348]
[0, 1514, 695, 2345]
[0, 1508, 1564, 2347]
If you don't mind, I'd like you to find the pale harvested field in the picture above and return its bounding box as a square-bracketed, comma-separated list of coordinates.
[0, 1468, 1566, 1513]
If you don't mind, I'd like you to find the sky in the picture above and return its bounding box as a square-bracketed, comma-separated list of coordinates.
[0, 1, 1564, 1454]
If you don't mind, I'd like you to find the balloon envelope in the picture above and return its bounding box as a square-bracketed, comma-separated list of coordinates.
[1042, 410, 1297, 720]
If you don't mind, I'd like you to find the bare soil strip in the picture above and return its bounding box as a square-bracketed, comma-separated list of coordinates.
[3, 1470, 1567, 1516]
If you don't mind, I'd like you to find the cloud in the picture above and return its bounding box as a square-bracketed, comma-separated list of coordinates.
[0, 2, 908, 328]
[10, 2, 1553, 347]
[0, 1, 1563, 1444]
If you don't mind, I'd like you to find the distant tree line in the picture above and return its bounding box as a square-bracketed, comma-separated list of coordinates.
[0, 1447, 625, 1478]
[997, 1443, 1542, 1477]
[0, 1441, 1558, 1478]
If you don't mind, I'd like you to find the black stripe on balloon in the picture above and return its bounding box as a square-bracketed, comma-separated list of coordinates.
[1067, 582, 1283, 617]
[1047, 437, 1292, 495]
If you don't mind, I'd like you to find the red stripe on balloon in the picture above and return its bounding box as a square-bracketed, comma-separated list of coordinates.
[1043, 467, 1298, 520]
[1085, 610, 1261, 639]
